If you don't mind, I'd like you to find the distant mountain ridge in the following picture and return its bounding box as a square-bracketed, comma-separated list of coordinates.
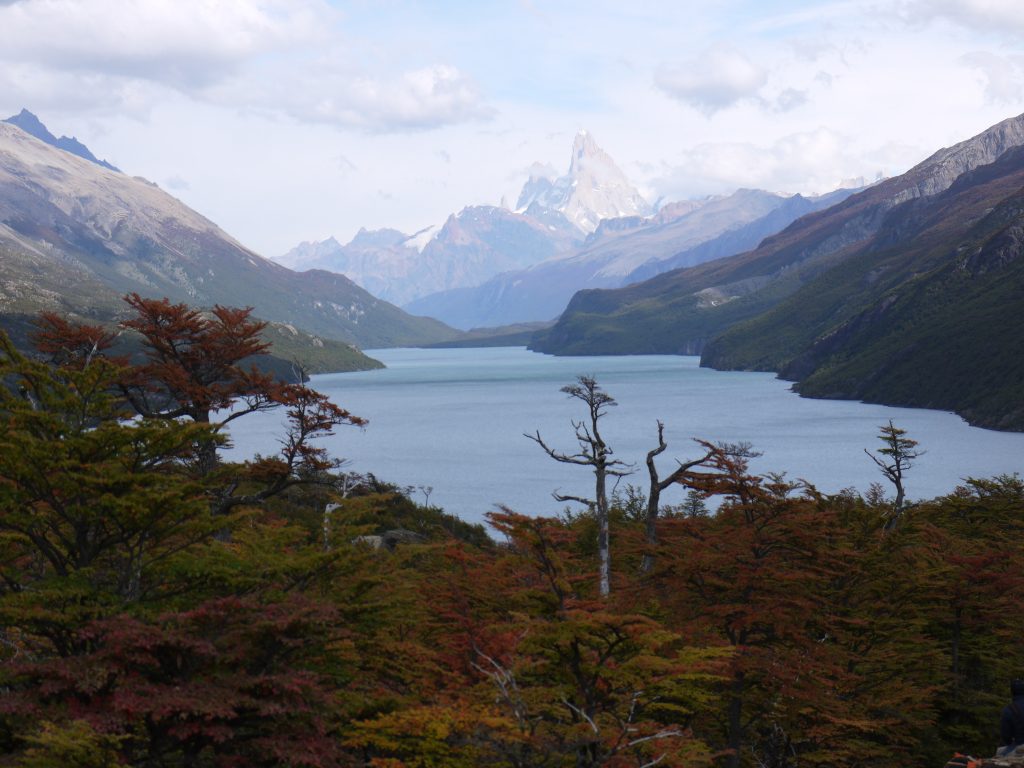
[283, 128, 862, 331]
[277, 131, 651, 307]
[405, 186, 858, 329]
[278, 206, 582, 306]
[3, 108, 120, 172]
[0, 116, 457, 355]
[530, 112, 1024, 430]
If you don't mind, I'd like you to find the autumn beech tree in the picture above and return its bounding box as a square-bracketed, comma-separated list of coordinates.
[0, 300, 367, 617]
[0, 332, 217, 630]
[351, 510, 722, 768]
[4, 595, 347, 767]
[527, 376, 632, 597]
[650, 446, 843, 768]
[0, 304, 374, 764]
[114, 295, 364, 514]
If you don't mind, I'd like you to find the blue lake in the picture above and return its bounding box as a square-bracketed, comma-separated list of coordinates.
[226, 347, 1024, 525]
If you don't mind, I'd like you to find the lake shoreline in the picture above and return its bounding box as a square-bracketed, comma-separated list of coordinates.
[227, 347, 1024, 524]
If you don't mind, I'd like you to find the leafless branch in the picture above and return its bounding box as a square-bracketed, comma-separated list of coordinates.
[561, 698, 599, 735]
[553, 491, 595, 507]
[525, 430, 594, 466]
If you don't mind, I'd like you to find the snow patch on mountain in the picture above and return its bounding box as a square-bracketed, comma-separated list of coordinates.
[406, 223, 441, 252]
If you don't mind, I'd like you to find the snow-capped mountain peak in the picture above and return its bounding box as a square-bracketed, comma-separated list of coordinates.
[516, 130, 651, 233]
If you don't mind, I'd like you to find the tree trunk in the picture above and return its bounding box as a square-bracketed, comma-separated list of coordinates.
[640, 481, 661, 575]
[596, 466, 610, 598]
[726, 671, 746, 768]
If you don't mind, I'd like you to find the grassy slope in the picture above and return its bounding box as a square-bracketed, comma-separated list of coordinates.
[797, 264, 1024, 430]
[424, 321, 553, 349]
[259, 322, 383, 374]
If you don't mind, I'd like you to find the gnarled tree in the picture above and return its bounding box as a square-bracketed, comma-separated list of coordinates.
[113, 295, 364, 514]
[527, 376, 631, 597]
[865, 419, 923, 526]
[641, 421, 717, 574]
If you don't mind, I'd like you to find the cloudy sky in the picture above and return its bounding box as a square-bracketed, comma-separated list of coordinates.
[1, 0, 1023, 256]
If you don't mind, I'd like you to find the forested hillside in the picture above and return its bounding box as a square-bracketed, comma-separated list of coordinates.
[530, 114, 1024, 431]
[0, 305, 1020, 767]
[702, 145, 1024, 431]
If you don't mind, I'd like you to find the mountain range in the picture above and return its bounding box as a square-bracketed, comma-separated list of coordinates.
[530, 113, 1024, 430]
[4, 107, 1021, 430]
[277, 205, 582, 307]
[405, 186, 859, 329]
[0, 114, 458, 368]
[283, 131, 862, 330]
[278, 130, 655, 309]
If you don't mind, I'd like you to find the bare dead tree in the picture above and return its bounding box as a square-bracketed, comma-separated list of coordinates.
[526, 376, 633, 597]
[641, 421, 717, 574]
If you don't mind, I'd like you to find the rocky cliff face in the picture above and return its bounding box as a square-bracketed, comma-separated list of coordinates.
[891, 113, 1024, 204]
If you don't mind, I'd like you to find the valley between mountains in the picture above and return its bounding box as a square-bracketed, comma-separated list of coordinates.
[0, 108, 1022, 430]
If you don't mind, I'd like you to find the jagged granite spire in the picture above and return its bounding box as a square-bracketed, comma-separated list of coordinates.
[516, 130, 651, 233]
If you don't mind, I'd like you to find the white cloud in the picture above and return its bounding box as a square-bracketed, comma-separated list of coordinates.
[294, 64, 493, 132]
[524, 161, 559, 181]
[650, 128, 861, 199]
[0, 0, 327, 87]
[960, 51, 1024, 103]
[773, 87, 809, 112]
[900, 0, 1024, 35]
[655, 45, 768, 115]
[0, 0, 491, 132]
